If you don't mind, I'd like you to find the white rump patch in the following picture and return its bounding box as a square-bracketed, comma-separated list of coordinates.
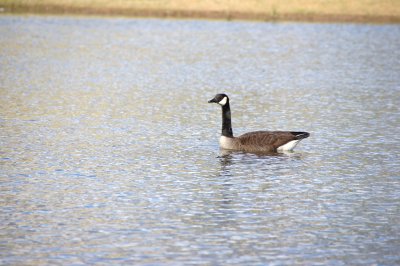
[277, 140, 300, 152]
[218, 97, 228, 106]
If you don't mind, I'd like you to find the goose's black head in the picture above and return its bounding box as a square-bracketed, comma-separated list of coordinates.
[208, 93, 229, 106]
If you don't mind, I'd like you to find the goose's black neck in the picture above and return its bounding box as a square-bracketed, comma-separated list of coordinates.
[221, 103, 233, 137]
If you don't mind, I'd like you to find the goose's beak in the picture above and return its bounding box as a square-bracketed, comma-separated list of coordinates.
[208, 98, 216, 103]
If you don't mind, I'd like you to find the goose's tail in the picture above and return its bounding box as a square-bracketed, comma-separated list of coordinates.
[292, 132, 310, 140]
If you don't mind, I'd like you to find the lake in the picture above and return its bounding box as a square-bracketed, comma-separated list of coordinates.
[1, 15, 400, 265]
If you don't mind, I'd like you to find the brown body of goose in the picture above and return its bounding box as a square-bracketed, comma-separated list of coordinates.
[209, 93, 310, 153]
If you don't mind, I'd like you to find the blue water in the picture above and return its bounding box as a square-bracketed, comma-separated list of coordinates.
[1, 15, 400, 265]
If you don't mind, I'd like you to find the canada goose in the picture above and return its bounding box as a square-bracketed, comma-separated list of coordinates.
[208, 93, 309, 153]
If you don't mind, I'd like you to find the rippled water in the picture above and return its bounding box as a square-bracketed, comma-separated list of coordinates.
[1, 15, 400, 265]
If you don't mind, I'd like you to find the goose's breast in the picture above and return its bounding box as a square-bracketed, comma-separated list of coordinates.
[219, 136, 235, 150]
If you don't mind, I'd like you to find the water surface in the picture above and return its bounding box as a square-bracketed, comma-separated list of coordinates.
[1, 15, 400, 265]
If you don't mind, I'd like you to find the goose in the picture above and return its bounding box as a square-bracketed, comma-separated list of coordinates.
[208, 93, 309, 153]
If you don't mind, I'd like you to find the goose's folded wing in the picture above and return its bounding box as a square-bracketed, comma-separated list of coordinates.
[237, 131, 298, 149]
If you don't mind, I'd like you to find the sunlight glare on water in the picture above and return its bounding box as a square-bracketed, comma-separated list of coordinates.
[1, 15, 400, 265]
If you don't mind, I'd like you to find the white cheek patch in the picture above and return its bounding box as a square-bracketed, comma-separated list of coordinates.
[218, 97, 227, 106]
